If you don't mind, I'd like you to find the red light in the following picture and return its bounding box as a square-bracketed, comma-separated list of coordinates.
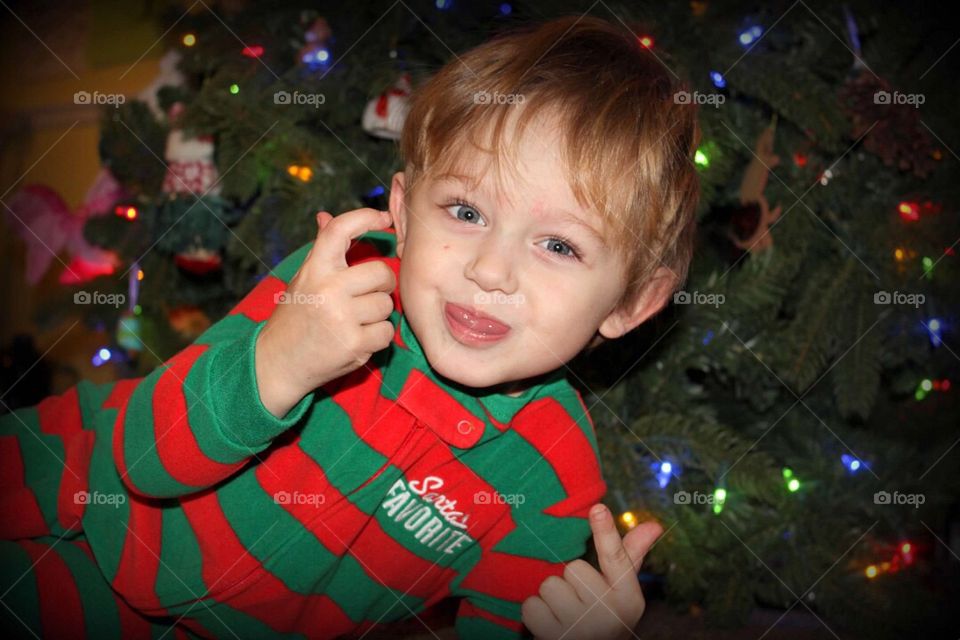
[638, 35, 654, 49]
[793, 153, 808, 167]
[942, 379, 951, 391]
[898, 201, 920, 222]
[242, 45, 264, 58]
[114, 205, 138, 220]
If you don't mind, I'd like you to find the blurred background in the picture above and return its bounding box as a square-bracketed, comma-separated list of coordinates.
[1, 0, 958, 638]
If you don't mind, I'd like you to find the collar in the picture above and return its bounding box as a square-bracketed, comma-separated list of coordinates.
[391, 311, 571, 450]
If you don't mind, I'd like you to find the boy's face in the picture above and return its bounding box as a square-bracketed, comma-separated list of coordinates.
[388, 110, 672, 395]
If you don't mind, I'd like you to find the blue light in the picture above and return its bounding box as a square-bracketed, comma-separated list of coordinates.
[301, 47, 332, 70]
[739, 25, 763, 47]
[366, 185, 385, 198]
[660, 461, 672, 474]
[651, 459, 677, 488]
[436, 0, 452, 9]
[709, 70, 726, 89]
[926, 317, 943, 347]
[499, 2, 512, 15]
[702, 329, 715, 345]
[841, 453, 864, 473]
[92, 347, 113, 367]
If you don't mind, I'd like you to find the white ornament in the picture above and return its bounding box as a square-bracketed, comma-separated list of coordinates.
[362, 73, 412, 140]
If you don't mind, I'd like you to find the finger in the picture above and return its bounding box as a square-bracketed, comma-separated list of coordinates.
[313, 208, 393, 269]
[562, 559, 609, 605]
[316, 210, 334, 230]
[538, 575, 585, 628]
[590, 504, 642, 596]
[521, 596, 563, 640]
[340, 260, 397, 297]
[621, 520, 664, 574]
[358, 320, 396, 355]
[352, 291, 395, 325]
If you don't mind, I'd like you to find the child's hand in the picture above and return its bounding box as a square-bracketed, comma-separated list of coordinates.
[255, 208, 397, 417]
[521, 504, 663, 640]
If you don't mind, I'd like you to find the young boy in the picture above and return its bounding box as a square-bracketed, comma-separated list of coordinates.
[0, 14, 698, 640]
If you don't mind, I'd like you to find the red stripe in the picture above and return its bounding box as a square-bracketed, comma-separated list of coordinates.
[36, 385, 84, 439]
[179, 490, 356, 637]
[111, 494, 164, 613]
[108, 381, 144, 496]
[255, 443, 458, 598]
[460, 551, 566, 603]
[458, 598, 525, 632]
[152, 344, 245, 487]
[20, 539, 86, 639]
[510, 397, 604, 509]
[229, 275, 285, 323]
[0, 435, 48, 537]
[56, 429, 96, 532]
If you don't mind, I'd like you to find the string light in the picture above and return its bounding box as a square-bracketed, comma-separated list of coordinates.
[229, 83, 240, 95]
[114, 205, 138, 220]
[694, 148, 710, 168]
[738, 25, 763, 47]
[621, 511, 637, 529]
[709, 70, 726, 89]
[841, 454, 864, 473]
[287, 164, 314, 182]
[712, 487, 726, 515]
[782, 467, 801, 492]
[182, 33, 196, 47]
[241, 45, 264, 58]
[898, 201, 920, 222]
[92, 347, 113, 367]
[638, 35, 654, 49]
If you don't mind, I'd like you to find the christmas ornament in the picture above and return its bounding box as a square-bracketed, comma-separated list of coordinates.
[137, 49, 186, 120]
[174, 245, 223, 275]
[726, 117, 782, 254]
[168, 305, 212, 341]
[4, 170, 123, 285]
[362, 72, 412, 140]
[161, 102, 220, 197]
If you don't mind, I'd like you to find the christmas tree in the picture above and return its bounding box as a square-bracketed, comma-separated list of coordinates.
[16, 0, 958, 637]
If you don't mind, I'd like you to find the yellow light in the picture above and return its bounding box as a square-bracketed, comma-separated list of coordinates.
[182, 34, 196, 47]
[298, 166, 313, 182]
[894, 248, 904, 261]
[620, 511, 637, 528]
[137, 270, 144, 281]
[901, 543, 911, 554]
[865, 565, 878, 578]
[288, 164, 300, 177]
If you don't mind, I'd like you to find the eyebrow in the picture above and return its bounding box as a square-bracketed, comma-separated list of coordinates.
[435, 174, 609, 249]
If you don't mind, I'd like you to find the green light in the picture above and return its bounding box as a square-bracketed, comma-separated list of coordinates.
[694, 148, 709, 168]
[229, 83, 240, 94]
[921, 378, 933, 392]
[133, 304, 142, 315]
[713, 487, 727, 514]
[787, 478, 800, 492]
[782, 468, 793, 479]
[915, 388, 926, 401]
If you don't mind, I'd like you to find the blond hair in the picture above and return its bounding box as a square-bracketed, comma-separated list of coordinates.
[399, 15, 701, 315]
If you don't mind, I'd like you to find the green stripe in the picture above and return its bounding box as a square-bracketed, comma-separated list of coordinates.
[298, 401, 387, 496]
[0, 540, 42, 637]
[57, 539, 124, 639]
[156, 506, 206, 607]
[322, 551, 423, 623]
[268, 241, 314, 284]
[7, 405, 64, 535]
[456, 612, 523, 639]
[83, 409, 132, 584]
[122, 365, 195, 497]
[164, 598, 305, 640]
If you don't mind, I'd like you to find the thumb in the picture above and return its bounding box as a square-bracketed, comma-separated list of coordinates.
[621, 520, 664, 573]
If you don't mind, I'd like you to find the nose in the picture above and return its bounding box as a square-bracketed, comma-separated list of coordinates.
[464, 234, 519, 295]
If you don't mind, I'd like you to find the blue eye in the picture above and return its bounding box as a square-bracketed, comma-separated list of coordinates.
[443, 198, 583, 262]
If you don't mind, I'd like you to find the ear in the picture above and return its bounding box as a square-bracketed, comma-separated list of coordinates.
[388, 171, 408, 259]
[597, 266, 678, 339]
